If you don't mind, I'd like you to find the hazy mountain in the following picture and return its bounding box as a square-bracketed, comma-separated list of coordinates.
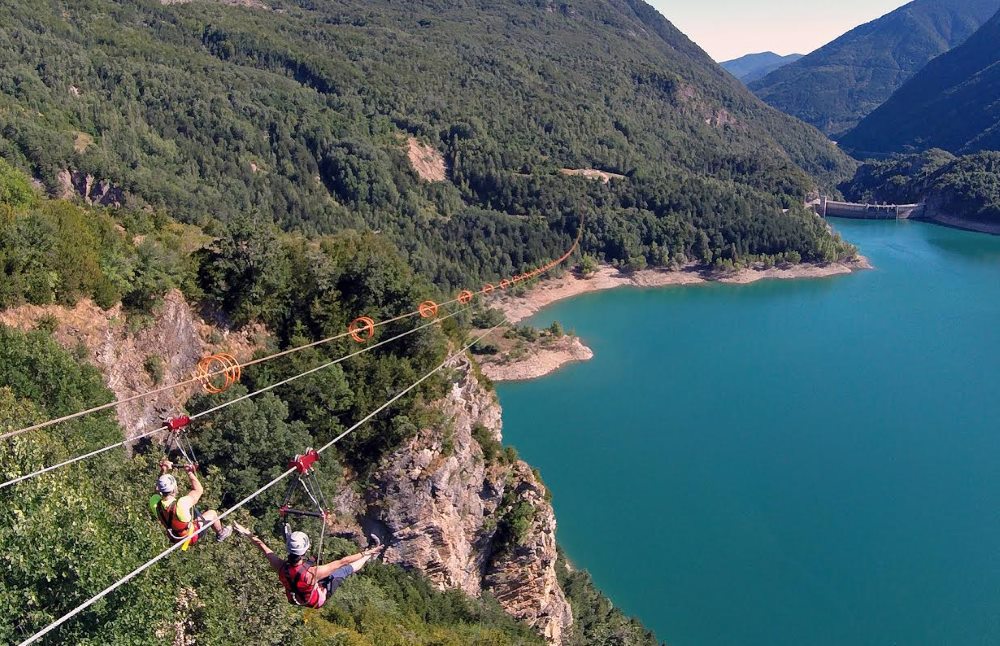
[839, 8, 1000, 155]
[721, 52, 803, 84]
[749, 0, 1000, 137]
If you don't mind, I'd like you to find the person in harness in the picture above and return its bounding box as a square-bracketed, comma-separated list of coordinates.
[233, 522, 381, 607]
[150, 459, 232, 547]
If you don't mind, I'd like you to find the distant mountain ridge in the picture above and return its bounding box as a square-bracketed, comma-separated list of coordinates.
[840, 8, 1000, 156]
[721, 52, 803, 84]
[749, 0, 1000, 137]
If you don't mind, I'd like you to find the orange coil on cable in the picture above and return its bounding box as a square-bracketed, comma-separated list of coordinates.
[418, 300, 439, 318]
[348, 316, 376, 343]
[195, 353, 242, 394]
[499, 279, 512, 290]
[457, 290, 474, 305]
[482, 283, 495, 295]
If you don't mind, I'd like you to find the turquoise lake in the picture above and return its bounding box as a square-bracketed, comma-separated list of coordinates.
[496, 219, 1000, 645]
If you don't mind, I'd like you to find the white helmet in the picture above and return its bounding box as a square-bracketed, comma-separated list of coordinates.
[156, 474, 177, 494]
[286, 531, 311, 556]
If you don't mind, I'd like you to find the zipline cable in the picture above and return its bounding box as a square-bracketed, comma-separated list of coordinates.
[0, 305, 472, 491]
[16, 321, 507, 646]
[0, 223, 581, 443]
[0, 305, 436, 442]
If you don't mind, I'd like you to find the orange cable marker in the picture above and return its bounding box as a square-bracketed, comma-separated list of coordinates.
[195, 353, 242, 394]
[499, 279, 511, 290]
[348, 316, 376, 343]
[482, 284, 495, 295]
[457, 290, 474, 305]
[418, 301, 439, 318]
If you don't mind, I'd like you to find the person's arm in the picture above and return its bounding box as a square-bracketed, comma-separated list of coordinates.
[183, 466, 204, 505]
[158, 459, 173, 476]
[235, 523, 284, 571]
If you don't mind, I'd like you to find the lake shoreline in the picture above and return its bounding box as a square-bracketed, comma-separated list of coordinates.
[487, 257, 871, 381]
[915, 214, 1000, 236]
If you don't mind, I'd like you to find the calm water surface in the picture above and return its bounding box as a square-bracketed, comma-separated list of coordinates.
[496, 220, 1000, 645]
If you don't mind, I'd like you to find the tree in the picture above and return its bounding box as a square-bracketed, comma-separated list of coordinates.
[579, 255, 599, 277]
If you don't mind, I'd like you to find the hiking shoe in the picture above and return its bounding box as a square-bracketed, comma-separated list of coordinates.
[216, 525, 233, 542]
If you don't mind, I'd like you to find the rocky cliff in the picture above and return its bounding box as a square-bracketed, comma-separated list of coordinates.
[335, 356, 573, 643]
[0, 289, 261, 438]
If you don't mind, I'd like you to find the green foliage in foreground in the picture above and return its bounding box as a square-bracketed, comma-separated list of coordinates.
[305, 540, 545, 646]
[840, 150, 1000, 222]
[0, 157, 34, 209]
[0, 192, 201, 311]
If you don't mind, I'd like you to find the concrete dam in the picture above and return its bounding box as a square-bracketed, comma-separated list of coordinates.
[815, 197, 924, 220]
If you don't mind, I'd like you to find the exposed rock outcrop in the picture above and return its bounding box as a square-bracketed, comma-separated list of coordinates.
[56, 169, 125, 207]
[336, 357, 573, 643]
[406, 137, 448, 182]
[479, 334, 594, 382]
[559, 168, 625, 183]
[0, 289, 262, 438]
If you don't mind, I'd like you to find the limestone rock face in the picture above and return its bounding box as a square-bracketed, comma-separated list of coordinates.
[0, 289, 261, 438]
[56, 169, 125, 207]
[340, 357, 573, 643]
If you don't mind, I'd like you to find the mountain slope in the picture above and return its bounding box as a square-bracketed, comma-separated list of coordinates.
[721, 52, 803, 84]
[839, 9, 1000, 155]
[749, 0, 1000, 136]
[0, 0, 856, 287]
[0, 162, 659, 645]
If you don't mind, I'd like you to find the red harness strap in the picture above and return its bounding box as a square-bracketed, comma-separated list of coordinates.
[277, 558, 322, 607]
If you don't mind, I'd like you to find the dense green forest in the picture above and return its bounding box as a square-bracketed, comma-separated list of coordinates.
[750, 0, 999, 137]
[839, 7, 1000, 157]
[0, 160, 658, 642]
[839, 149, 1000, 222]
[0, 0, 856, 288]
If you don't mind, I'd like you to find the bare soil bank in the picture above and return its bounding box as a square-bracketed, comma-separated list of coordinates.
[496, 258, 872, 324]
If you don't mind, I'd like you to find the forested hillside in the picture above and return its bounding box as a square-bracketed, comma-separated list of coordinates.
[0, 161, 658, 644]
[750, 0, 1000, 137]
[0, 0, 856, 287]
[839, 8, 1000, 157]
[840, 149, 1000, 223]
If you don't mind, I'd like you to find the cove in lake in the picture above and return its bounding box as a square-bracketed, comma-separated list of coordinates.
[496, 219, 1000, 646]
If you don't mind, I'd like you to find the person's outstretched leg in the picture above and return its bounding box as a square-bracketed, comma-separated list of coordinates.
[200, 510, 231, 541]
[323, 554, 373, 596]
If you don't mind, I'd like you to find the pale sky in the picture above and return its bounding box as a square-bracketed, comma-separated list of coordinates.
[648, 0, 911, 61]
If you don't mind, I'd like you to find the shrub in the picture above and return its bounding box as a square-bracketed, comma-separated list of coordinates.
[0, 159, 35, 208]
[472, 423, 501, 462]
[471, 341, 499, 355]
[143, 355, 165, 384]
